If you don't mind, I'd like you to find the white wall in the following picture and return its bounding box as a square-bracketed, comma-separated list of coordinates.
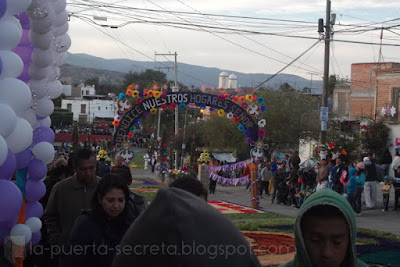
[61, 99, 116, 123]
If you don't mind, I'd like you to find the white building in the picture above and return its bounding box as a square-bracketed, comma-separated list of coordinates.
[218, 72, 238, 89]
[61, 84, 117, 123]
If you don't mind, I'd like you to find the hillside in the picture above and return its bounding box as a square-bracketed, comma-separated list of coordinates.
[62, 52, 323, 92]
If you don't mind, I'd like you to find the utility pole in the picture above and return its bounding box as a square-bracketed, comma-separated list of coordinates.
[319, 0, 331, 160]
[155, 52, 179, 169]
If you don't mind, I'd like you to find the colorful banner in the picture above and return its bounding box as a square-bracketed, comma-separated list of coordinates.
[206, 160, 248, 173]
[209, 172, 249, 186]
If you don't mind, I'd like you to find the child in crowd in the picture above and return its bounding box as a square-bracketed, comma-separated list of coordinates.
[277, 181, 289, 205]
[294, 184, 302, 208]
[301, 184, 315, 203]
[382, 176, 391, 212]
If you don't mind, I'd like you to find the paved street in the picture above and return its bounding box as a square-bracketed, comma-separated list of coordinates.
[132, 167, 400, 236]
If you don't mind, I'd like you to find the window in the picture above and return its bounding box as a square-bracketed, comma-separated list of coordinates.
[86, 90, 89, 95]
[98, 107, 100, 111]
[106, 107, 108, 110]
[67, 104, 72, 111]
[81, 104, 86, 113]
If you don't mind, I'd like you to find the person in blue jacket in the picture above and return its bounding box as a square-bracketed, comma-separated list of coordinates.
[354, 162, 366, 216]
[345, 166, 357, 211]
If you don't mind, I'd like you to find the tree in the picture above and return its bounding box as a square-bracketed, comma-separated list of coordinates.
[50, 108, 73, 127]
[279, 82, 292, 92]
[360, 120, 390, 160]
[327, 75, 337, 96]
[121, 69, 167, 91]
[52, 94, 65, 108]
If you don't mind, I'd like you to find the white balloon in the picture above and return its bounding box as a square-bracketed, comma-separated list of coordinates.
[48, 80, 63, 99]
[38, 116, 51, 128]
[29, 64, 51, 80]
[53, 10, 68, 28]
[52, 34, 71, 53]
[52, 0, 67, 14]
[54, 51, 67, 67]
[0, 103, 17, 138]
[47, 67, 60, 81]
[24, 217, 42, 233]
[34, 97, 54, 117]
[0, 136, 8, 166]
[10, 224, 32, 246]
[5, 118, 33, 154]
[0, 17, 23, 50]
[32, 142, 54, 164]
[53, 22, 68, 37]
[31, 48, 53, 68]
[0, 51, 24, 79]
[0, 78, 32, 115]
[19, 108, 37, 127]
[30, 78, 49, 99]
[5, 0, 32, 16]
[29, 30, 54, 50]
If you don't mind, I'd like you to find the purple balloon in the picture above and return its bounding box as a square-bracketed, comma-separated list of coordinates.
[25, 179, 46, 202]
[0, 0, 6, 19]
[30, 231, 41, 246]
[0, 57, 2, 76]
[27, 159, 47, 180]
[25, 201, 43, 220]
[32, 126, 55, 145]
[0, 180, 23, 223]
[15, 149, 33, 169]
[36, 115, 46, 120]
[0, 150, 16, 180]
[15, 13, 30, 30]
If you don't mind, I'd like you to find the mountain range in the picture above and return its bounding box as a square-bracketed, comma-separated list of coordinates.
[61, 52, 323, 93]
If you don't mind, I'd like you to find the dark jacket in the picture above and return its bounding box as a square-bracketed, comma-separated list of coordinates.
[43, 174, 101, 245]
[112, 188, 261, 267]
[365, 161, 377, 182]
[332, 164, 346, 194]
[59, 209, 134, 267]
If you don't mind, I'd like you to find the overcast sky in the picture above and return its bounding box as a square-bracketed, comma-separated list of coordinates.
[67, 0, 400, 83]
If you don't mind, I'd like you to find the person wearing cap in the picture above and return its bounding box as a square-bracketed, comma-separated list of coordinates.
[382, 176, 391, 212]
[354, 162, 366, 216]
[363, 154, 378, 209]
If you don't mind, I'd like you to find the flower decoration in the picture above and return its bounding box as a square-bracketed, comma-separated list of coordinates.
[114, 115, 121, 121]
[217, 94, 225, 101]
[188, 103, 196, 108]
[209, 107, 214, 111]
[152, 83, 160, 90]
[244, 130, 251, 137]
[241, 102, 248, 109]
[139, 92, 144, 98]
[329, 142, 335, 148]
[160, 104, 167, 111]
[118, 93, 126, 100]
[127, 132, 134, 138]
[217, 109, 225, 117]
[198, 150, 211, 164]
[246, 94, 253, 102]
[341, 149, 347, 156]
[143, 92, 149, 98]
[257, 129, 266, 137]
[148, 90, 154, 97]
[227, 112, 234, 119]
[260, 105, 267, 111]
[153, 91, 162, 98]
[224, 93, 230, 100]
[233, 96, 239, 103]
[169, 103, 177, 109]
[127, 84, 134, 91]
[126, 89, 132, 96]
[132, 90, 139, 98]
[179, 102, 186, 109]
[238, 124, 245, 131]
[239, 96, 245, 102]
[200, 104, 206, 109]
[136, 98, 143, 105]
[252, 95, 258, 101]
[130, 126, 136, 132]
[258, 119, 266, 128]
[246, 137, 253, 144]
[257, 97, 264, 104]
[161, 91, 167, 98]
[135, 118, 141, 125]
[143, 111, 149, 118]
[112, 120, 120, 126]
[252, 89, 256, 93]
[150, 107, 157, 114]
[233, 117, 240, 123]
[230, 94, 234, 99]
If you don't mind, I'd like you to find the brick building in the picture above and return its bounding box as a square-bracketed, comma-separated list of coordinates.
[334, 62, 400, 120]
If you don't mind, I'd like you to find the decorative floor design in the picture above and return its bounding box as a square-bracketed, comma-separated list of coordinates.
[208, 200, 264, 214]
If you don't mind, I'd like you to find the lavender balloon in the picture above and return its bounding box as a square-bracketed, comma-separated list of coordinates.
[25, 179, 46, 202]
[0, 179, 23, 222]
[25, 201, 43, 220]
[0, 149, 16, 180]
[15, 148, 33, 169]
[0, 0, 6, 19]
[32, 126, 55, 145]
[0, 57, 2, 76]
[27, 158, 47, 180]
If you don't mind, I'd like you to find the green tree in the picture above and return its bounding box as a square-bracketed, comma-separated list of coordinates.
[50, 108, 73, 127]
[121, 69, 167, 91]
[360, 120, 390, 159]
[327, 75, 337, 96]
[279, 82, 292, 92]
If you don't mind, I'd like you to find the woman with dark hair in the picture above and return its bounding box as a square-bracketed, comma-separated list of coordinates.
[59, 173, 134, 267]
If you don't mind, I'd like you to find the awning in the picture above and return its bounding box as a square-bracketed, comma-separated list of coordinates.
[212, 153, 236, 163]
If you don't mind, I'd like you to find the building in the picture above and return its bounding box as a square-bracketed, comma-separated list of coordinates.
[218, 72, 238, 89]
[61, 84, 117, 123]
